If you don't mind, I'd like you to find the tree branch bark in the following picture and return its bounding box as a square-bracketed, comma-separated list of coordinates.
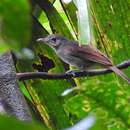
[0, 52, 32, 121]
[17, 59, 130, 80]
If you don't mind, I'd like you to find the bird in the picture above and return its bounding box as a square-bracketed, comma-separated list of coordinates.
[37, 34, 130, 83]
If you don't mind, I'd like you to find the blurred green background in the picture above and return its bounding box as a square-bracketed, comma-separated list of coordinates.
[0, 0, 130, 130]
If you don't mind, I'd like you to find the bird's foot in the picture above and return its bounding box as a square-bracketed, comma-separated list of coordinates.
[66, 70, 79, 77]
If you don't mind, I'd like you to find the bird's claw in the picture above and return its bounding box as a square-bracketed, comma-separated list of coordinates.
[66, 70, 78, 77]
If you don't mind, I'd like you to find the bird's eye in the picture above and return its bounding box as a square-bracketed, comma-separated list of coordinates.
[51, 37, 56, 42]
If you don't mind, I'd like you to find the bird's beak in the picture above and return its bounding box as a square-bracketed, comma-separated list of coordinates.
[36, 37, 48, 42]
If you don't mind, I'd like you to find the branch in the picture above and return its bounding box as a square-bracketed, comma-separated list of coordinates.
[0, 52, 32, 121]
[17, 59, 130, 81]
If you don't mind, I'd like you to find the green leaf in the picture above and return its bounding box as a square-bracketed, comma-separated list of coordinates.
[0, 0, 31, 51]
[0, 115, 47, 130]
[36, 0, 74, 39]
[59, 0, 78, 38]
[64, 0, 130, 129]
[64, 80, 129, 129]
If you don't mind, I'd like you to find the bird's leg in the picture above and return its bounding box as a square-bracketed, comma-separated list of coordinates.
[66, 69, 87, 77]
[66, 69, 79, 77]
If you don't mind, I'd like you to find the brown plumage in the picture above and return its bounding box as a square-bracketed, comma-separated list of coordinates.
[37, 34, 130, 84]
[68, 43, 130, 83]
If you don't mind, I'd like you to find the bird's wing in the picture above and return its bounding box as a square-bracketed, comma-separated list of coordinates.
[68, 43, 112, 66]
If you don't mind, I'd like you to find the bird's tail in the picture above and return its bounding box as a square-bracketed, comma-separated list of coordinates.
[110, 66, 130, 84]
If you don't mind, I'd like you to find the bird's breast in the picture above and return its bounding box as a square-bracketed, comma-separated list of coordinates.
[56, 48, 87, 69]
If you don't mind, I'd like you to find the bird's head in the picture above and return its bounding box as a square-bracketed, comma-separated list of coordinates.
[37, 34, 68, 49]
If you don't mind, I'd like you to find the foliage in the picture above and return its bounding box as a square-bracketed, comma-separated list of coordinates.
[0, 0, 130, 130]
[0, 0, 31, 51]
[0, 115, 47, 130]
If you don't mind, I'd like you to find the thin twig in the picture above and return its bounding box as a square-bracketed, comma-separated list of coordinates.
[17, 59, 130, 81]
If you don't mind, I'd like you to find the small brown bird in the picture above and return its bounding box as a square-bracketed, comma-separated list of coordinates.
[37, 34, 130, 83]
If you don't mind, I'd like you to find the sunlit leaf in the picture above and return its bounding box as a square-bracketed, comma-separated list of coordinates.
[73, 0, 91, 43]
